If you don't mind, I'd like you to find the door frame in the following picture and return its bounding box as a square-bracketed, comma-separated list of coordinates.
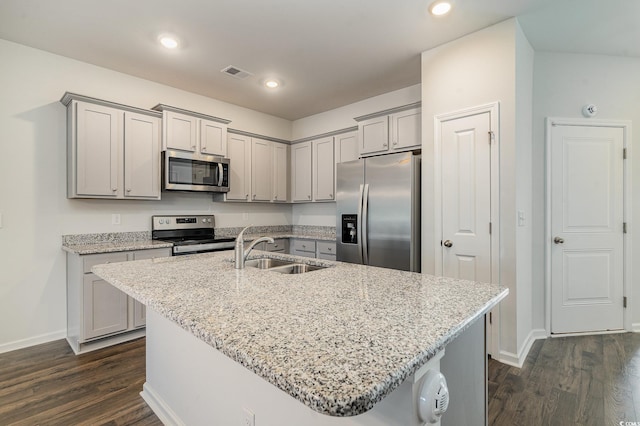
[434, 101, 501, 355]
[545, 117, 632, 335]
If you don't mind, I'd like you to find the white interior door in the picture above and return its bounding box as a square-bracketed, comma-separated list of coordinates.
[550, 124, 625, 334]
[441, 112, 492, 283]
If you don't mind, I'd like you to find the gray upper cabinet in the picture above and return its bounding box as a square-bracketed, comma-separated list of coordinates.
[225, 133, 252, 201]
[312, 137, 335, 202]
[251, 138, 272, 201]
[356, 104, 421, 157]
[291, 142, 312, 202]
[153, 104, 230, 157]
[62, 93, 161, 200]
[272, 142, 289, 202]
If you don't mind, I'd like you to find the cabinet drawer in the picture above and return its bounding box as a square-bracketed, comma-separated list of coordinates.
[291, 239, 316, 253]
[131, 248, 172, 260]
[317, 253, 336, 261]
[316, 241, 336, 255]
[83, 252, 128, 274]
[265, 239, 289, 252]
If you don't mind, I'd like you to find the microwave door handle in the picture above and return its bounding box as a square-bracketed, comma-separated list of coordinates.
[217, 163, 223, 186]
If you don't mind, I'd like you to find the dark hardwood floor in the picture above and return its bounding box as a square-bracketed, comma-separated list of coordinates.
[489, 332, 640, 426]
[2, 333, 640, 425]
[0, 338, 161, 426]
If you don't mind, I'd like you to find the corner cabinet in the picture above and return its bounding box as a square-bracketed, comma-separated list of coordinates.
[222, 132, 289, 203]
[355, 103, 421, 157]
[66, 247, 171, 354]
[291, 142, 312, 202]
[62, 93, 161, 200]
[152, 104, 230, 157]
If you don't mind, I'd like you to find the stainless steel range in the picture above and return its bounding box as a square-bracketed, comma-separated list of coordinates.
[151, 215, 235, 256]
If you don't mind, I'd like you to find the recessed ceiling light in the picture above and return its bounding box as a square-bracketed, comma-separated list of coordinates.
[430, 1, 452, 16]
[159, 35, 179, 49]
[265, 79, 280, 89]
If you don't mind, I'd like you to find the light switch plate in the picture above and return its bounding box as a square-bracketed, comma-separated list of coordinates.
[112, 214, 121, 225]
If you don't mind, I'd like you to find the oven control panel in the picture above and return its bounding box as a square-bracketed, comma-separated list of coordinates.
[152, 215, 215, 231]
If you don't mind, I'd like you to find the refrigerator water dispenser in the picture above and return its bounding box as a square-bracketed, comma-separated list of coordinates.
[341, 214, 358, 244]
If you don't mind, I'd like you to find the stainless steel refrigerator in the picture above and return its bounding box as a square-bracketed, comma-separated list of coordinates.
[336, 152, 421, 272]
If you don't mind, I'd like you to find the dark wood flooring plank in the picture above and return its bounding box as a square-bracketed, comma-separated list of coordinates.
[489, 333, 640, 426]
[0, 338, 161, 426]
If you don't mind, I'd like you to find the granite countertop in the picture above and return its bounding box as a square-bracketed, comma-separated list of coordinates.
[62, 227, 336, 255]
[91, 251, 508, 417]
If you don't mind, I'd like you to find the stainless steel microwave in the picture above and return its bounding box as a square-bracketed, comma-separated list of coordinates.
[162, 150, 230, 193]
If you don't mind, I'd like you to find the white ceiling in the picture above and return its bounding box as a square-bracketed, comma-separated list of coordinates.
[0, 0, 636, 120]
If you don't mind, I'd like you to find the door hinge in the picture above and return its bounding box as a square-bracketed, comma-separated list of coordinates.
[624, 296, 627, 308]
[624, 148, 627, 159]
[488, 131, 495, 144]
[489, 312, 493, 324]
[624, 222, 627, 234]
[489, 222, 492, 234]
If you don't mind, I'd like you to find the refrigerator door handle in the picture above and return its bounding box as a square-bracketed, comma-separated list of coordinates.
[362, 183, 370, 265]
[357, 184, 364, 264]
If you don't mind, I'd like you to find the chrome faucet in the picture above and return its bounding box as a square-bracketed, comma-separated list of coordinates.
[234, 225, 275, 269]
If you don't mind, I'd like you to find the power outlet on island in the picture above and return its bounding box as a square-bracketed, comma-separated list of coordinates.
[241, 407, 255, 426]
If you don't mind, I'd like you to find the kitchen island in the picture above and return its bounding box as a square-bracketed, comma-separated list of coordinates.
[92, 251, 507, 425]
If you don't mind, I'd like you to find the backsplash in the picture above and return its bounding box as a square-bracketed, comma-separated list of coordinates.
[62, 231, 151, 246]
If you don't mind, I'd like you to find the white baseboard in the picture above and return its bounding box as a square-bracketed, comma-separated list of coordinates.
[141, 382, 185, 426]
[632, 323, 640, 333]
[497, 328, 547, 368]
[0, 329, 66, 354]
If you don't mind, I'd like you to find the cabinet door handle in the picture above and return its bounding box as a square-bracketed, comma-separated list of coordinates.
[202, 146, 207, 151]
[308, 195, 311, 200]
[393, 141, 398, 146]
[329, 193, 333, 198]
[274, 195, 278, 200]
[126, 188, 131, 192]
[112, 188, 118, 192]
[246, 194, 249, 200]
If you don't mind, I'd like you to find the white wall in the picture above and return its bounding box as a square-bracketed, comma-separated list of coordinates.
[291, 85, 421, 140]
[532, 52, 640, 329]
[421, 19, 533, 361]
[0, 39, 294, 351]
[515, 23, 535, 351]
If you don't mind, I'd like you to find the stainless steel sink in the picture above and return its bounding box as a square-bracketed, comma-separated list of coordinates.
[245, 258, 292, 269]
[268, 263, 325, 274]
[244, 257, 326, 274]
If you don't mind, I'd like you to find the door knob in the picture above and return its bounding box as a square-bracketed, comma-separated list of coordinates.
[443, 240, 453, 248]
[554, 237, 564, 244]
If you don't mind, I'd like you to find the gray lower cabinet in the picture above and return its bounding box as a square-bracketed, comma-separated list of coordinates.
[66, 247, 171, 354]
[256, 238, 289, 253]
[290, 239, 317, 258]
[316, 241, 336, 261]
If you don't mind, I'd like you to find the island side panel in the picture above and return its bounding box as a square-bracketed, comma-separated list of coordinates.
[440, 316, 487, 426]
[143, 309, 426, 426]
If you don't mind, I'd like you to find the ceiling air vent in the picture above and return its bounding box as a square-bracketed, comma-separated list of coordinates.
[221, 65, 252, 80]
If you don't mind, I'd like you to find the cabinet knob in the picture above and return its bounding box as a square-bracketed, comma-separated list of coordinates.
[393, 142, 398, 146]
[274, 195, 278, 200]
[253, 194, 256, 200]
[383, 143, 388, 148]
[329, 193, 333, 198]
[246, 194, 249, 200]
[274, 244, 279, 248]
[328, 247, 332, 251]
[308, 195, 311, 199]
[202, 147, 207, 151]
[126, 188, 131, 192]
[191, 145, 196, 150]
[112, 188, 117, 192]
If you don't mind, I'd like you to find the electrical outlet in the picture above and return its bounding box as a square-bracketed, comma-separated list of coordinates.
[112, 214, 121, 225]
[241, 407, 255, 426]
[242, 212, 249, 221]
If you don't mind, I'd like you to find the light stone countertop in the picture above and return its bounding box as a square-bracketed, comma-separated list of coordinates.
[62, 227, 335, 255]
[91, 250, 508, 417]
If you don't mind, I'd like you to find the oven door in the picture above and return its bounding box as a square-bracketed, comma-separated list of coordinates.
[163, 150, 230, 192]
